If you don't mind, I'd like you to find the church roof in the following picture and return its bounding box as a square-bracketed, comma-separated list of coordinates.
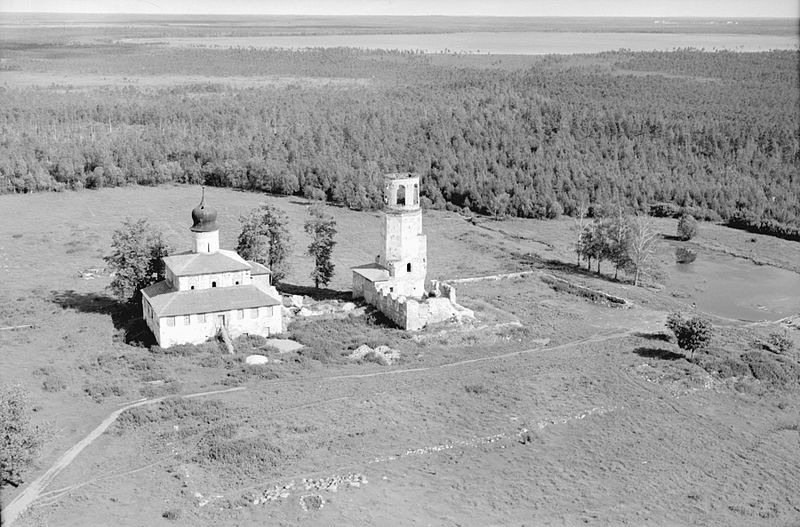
[248, 261, 272, 276]
[142, 281, 281, 318]
[164, 249, 250, 277]
[352, 262, 390, 283]
[190, 189, 219, 233]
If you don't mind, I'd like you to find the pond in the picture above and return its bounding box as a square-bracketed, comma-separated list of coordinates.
[668, 253, 800, 322]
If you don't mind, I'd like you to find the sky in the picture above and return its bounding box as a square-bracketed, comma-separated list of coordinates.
[0, 0, 798, 18]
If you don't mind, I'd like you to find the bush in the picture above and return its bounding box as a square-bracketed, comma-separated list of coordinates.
[666, 312, 712, 359]
[768, 330, 794, 354]
[464, 384, 488, 395]
[1, 385, 45, 487]
[677, 213, 698, 241]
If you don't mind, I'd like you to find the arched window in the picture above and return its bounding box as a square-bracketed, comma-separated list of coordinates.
[212, 281, 217, 288]
[396, 184, 406, 206]
[407, 262, 412, 272]
[190, 285, 195, 290]
[413, 183, 419, 205]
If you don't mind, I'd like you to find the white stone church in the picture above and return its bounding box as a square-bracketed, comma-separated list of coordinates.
[142, 192, 283, 347]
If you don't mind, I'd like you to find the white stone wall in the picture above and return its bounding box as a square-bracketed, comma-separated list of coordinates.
[193, 229, 220, 253]
[177, 271, 249, 291]
[155, 305, 282, 348]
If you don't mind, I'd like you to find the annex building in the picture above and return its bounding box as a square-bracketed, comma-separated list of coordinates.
[352, 173, 472, 330]
[142, 192, 282, 347]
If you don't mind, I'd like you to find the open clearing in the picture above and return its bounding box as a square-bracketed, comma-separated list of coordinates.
[1, 186, 799, 526]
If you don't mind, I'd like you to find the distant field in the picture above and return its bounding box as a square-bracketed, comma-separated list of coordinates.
[121, 31, 799, 54]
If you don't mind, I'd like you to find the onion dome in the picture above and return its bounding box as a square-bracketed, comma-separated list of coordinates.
[190, 187, 218, 232]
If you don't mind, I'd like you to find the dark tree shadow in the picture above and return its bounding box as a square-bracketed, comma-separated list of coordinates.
[278, 283, 353, 302]
[633, 346, 685, 361]
[633, 331, 673, 342]
[526, 254, 629, 285]
[50, 290, 156, 347]
[662, 234, 685, 242]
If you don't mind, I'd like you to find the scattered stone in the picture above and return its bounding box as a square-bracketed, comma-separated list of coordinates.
[265, 338, 304, 353]
[245, 354, 269, 365]
[341, 302, 356, 312]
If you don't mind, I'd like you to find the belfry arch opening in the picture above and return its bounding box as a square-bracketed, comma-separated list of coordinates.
[396, 184, 406, 206]
[413, 184, 419, 205]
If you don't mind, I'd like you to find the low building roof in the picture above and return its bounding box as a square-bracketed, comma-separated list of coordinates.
[142, 281, 281, 318]
[163, 249, 249, 277]
[248, 261, 272, 276]
[352, 262, 390, 283]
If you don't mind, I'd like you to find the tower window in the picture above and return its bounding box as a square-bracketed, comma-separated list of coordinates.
[212, 281, 217, 288]
[396, 184, 406, 206]
[413, 183, 419, 205]
[191, 285, 195, 290]
[407, 262, 412, 272]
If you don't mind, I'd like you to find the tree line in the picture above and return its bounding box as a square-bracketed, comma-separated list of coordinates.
[1, 48, 797, 236]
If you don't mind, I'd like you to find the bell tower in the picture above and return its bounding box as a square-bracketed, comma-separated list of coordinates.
[190, 187, 219, 253]
[378, 173, 427, 298]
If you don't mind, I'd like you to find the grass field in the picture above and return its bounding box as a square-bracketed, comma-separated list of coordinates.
[1, 185, 798, 526]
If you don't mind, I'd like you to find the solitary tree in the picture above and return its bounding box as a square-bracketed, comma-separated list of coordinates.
[1, 385, 44, 487]
[237, 203, 292, 284]
[105, 218, 169, 304]
[666, 312, 713, 359]
[304, 205, 337, 288]
[677, 212, 699, 241]
[625, 214, 661, 287]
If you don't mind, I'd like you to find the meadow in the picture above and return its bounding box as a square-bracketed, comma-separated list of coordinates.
[1, 186, 798, 525]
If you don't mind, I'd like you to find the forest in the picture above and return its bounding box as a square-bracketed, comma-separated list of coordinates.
[0, 45, 798, 238]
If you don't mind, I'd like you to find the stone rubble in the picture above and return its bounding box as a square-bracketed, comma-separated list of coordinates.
[250, 473, 367, 507]
[348, 344, 400, 365]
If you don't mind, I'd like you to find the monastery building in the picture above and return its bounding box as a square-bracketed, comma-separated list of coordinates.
[142, 192, 282, 347]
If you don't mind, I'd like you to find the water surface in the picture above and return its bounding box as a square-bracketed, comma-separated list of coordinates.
[132, 31, 799, 54]
[669, 254, 800, 321]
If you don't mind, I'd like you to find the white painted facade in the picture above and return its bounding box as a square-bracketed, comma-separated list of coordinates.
[142, 195, 283, 348]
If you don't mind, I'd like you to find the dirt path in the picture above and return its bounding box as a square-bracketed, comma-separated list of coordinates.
[1, 387, 244, 526]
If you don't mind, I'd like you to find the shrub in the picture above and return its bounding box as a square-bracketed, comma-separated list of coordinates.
[666, 312, 713, 359]
[464, 384, 488, 395]
[361, 351, 388, 366]
[1, 385, 45, 487]
[675, 247, 697, 264]
[42, 376, 67, 392]
[162, 509, 182, 521]
[677, 213, 698, 241]
[768, 330, 794, 354]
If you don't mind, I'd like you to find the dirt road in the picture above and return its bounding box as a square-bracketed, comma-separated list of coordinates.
[1, 387, 244, 526]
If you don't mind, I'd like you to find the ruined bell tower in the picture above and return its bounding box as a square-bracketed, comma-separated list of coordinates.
[377, 173, 427, 298]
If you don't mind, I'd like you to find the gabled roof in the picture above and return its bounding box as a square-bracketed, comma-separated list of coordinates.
[163, 249, 250, 277]
[248, 261, 272, 276]
[142, 281, 281, 318]
[352, 262, 390, 283]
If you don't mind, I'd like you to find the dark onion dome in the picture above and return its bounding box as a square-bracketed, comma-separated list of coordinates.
[190, 188, 218, 232]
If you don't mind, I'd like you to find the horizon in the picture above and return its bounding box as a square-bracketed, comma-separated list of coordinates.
[1, 1, 798, 19]
[2, 12, 799, 19]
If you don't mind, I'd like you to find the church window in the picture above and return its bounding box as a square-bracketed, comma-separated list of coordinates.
[250, 308, 259, 319]
[212, 281, 217, 288]
[165, 317, 175, 327]
[407, 262, 412, 272]
[396, 184, 406, 206]
[237, 309, 244, 319]
[191, 286, 195, 290]
[235, 281, 239, 285]
[184, 315, 191, 325]
[413, 183, 419, 205]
